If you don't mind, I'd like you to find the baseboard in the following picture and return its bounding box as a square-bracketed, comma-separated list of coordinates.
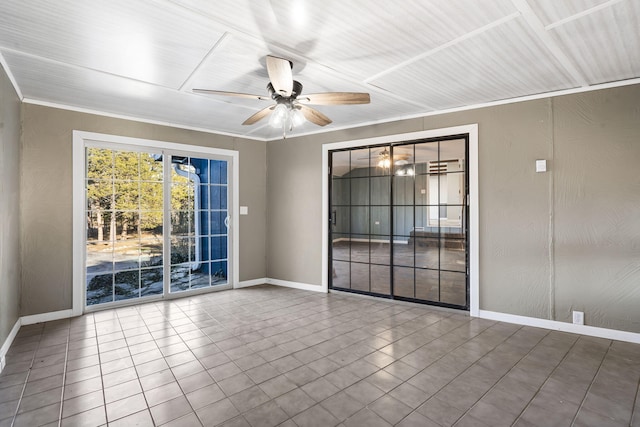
[478, 310, 640, 344]
[236, 278, 268, 289]
[20, 309, 74, 326]
[265, 278, 326, 293]
[0, 318, 22, 374]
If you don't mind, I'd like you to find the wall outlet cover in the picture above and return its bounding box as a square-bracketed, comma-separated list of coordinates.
[572, 311, 584, 325]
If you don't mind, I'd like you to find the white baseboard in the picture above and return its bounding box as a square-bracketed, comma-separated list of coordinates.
[0, 318, 22, 373]
[236, 278, 268, 289]
[21, 309, 74, 326]
[478, 310, 640, 344]
[266, 278, 326, 293]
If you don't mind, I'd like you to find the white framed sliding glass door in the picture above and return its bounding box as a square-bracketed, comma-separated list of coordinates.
[73, 131, 238, 313]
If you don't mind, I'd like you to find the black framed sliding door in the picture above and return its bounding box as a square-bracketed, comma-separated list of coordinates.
[329, 135, 469, 310]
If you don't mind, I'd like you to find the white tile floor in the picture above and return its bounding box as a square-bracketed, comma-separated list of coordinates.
[0, 285, 639, 426]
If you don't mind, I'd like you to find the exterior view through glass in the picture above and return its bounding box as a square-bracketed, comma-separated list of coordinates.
[329, 136, 469, 309]
[85, 147, 229, 307]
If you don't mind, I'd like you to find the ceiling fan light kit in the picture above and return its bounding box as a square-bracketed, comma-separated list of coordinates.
[193, 55, 371, 139]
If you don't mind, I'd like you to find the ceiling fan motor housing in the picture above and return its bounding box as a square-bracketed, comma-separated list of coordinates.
[268, 81, 303, 101]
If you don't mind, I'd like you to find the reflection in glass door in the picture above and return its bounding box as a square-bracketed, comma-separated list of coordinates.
[331, 148, 391, 296]
[169, 156, 229, 293]
[329, 136, 469, 310]
[85, 147, 229, 308]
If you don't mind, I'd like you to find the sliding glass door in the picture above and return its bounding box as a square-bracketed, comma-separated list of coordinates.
[169, 156, 229, 293]
[85, 145, 231, 308]
[329, 135, 469, 310]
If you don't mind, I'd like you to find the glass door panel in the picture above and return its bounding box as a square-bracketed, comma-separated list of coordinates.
[85, 147, 230, 309]
[86, 148, 164, 306]
[329, 147, 392, 297]
[170, 157, 229, 293]
[329, 136, 468, 310]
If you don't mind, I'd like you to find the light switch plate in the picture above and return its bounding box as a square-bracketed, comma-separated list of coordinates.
[536, 159, 547, 173]
[240, 206, 248, 215]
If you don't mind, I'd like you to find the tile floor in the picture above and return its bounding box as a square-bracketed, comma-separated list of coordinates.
[0, 285, 639, 427]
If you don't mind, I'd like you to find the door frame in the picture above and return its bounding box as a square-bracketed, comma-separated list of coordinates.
[72, 130, 240, 315]
[321, 125, 479, 316]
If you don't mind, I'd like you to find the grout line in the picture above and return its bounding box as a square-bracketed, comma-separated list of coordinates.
[569, 340, 613, 426]
[443, 327, 551, 426]
[138, 300, 202, 425]
[92, 314, 109, 426]
[5, 288, 639, 426]
[630, 376, 640, 427]
[389, 319, 522, 425]
[56, 326, 72, 426]
[9, 326, 45, 427]
[510, 334, 596, 426]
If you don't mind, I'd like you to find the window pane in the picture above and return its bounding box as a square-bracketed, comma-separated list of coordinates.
[115, 270, 140, 301]
[439, 139, 465, 171]
[350, 263, 369, 292]
[415, 269, 439, 301]
[141, 268, 163, 296]
[87, 273, 113, 306]
[331, 151, 351, 178]
[170, 264, 191, 293]
[370, 265, 390, 295]
[211, 261, 228, 285]
[86, 148, 113, 180]
[332, 261, 350, 289]
[440, 272, 466, 306]
[140, 183, 163, 210]
[350, 178, 369, 206]
[393, 267, 414, 298]
[332, 235, 350, 262]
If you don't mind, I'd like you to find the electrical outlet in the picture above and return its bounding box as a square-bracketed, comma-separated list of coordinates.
[572, 311, 584, 325]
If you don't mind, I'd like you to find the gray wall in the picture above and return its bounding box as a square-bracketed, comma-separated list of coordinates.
[267, 85, 640, 333]
[0, 66, 21, 347]
[20, 104, 266, 316]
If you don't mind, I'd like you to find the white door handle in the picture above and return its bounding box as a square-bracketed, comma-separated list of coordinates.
[224, 216, 230, 229]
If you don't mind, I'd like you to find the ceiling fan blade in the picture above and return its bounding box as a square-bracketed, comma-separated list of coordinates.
[266, 55, 293, 97]
[242, 105, 275, 125]
[299, 104, 332, 126]
[192, 89, 269, 101]
[300, 92, 371, 105]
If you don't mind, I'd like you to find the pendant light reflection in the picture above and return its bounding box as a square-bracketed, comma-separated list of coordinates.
[269, 104, 306, 139]
[377, 149, 391, 169]
[377, 149, 414, 175]
[395, 167, 414, 176]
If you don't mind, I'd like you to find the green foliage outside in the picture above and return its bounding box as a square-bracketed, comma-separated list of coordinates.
[86, 148, 192, 242]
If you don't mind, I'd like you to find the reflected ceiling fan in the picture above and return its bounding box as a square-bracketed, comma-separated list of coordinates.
[193, 55, 370, 137]
[360, 148, 411, 168]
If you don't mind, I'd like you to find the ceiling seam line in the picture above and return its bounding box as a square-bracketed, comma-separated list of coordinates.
[1, 46, 258, 112]
[179, 32, 232, 91]
[0, 46, 175, 91]
[545, 0, 626, 30]
[363, 11, 521, 84]
[0, 51, 24, 100]
[510, 0, 589, 87]
[363, 85, 435, 110]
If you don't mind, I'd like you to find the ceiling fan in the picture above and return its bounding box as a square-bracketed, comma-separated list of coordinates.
[193, 55, 371, 136]
[359, 148, 411, 168]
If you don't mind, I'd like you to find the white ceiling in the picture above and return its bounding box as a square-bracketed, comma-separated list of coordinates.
[1, 0, 638, 141]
